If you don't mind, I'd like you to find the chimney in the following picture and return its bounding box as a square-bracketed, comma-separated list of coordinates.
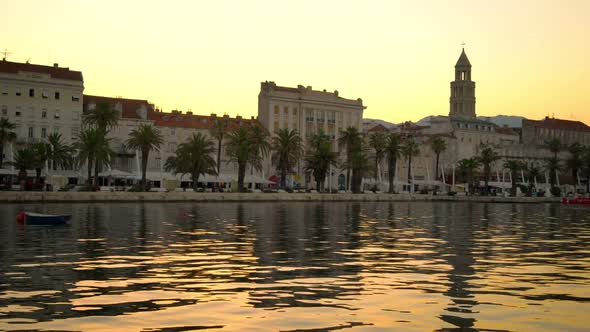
[186, 111, 193, 115]
[251, 116, 255, 120]
[53, 63, 59, 68]
[236, 115, 242, 120]
[211, 113, 217, 118]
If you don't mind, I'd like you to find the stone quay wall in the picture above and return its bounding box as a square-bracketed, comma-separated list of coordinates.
[0, 192, 561, 204]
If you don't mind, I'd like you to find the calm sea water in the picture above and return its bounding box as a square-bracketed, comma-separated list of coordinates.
[0, 202, 589, 331]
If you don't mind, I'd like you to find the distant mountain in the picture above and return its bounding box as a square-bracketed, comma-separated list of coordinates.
[416, 115, 526, 128]
[477, 115, 526, 128]
[363, 118, 398, 129]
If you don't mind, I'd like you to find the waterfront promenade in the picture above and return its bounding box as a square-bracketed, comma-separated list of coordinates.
[0, 191, 560, 203]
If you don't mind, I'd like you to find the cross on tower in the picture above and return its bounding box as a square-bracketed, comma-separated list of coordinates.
[1, 48, 12, 60]
[461, 42, 466, 48]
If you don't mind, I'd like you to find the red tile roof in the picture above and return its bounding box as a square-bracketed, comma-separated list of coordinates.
[83, 95, 153, 120]
[524, 117, 590, 132]
[0, 59, 83, 82]
[150, 111, 259, 130]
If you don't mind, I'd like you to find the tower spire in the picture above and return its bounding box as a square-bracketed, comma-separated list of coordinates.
[449, 48, 476, 119]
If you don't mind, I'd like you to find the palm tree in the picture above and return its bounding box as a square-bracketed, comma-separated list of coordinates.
[225, 126, 267, 192]
[164, 132, 217, 191]
[338, 127, 362, 191]
[83, 102, 119, 132]
[75, 128, 114, 188]
[305, 130, 338, 192]
[544, 138, 561, 160]
[45, 133, 74, 171]
[209, 118, 228, 175]
[477, 143, 500, 194]
[457, 158, 481, 195]
[368, 132, 387, 186]
[349, 145, 370, 193]
[504, 159, 526, 196]
[0, 118, 17, 168]
[566, 142, 584, 190]
[271, 128, 303, 189]
[544, 157, 561, 190]
[31, 142, 48, 185]
[384, 133, 402, 193]
[9, 147, 35, 189]
[430, 137, 447, 181]
[83, 102, 119, 184]
[527, 164, 541, 188]
[401, 138, 420, 192]
[126, 124, 164, 191]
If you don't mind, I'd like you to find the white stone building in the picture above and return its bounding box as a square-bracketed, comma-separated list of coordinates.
[258, 81, 365, 190]
[0, 59, 84, 180]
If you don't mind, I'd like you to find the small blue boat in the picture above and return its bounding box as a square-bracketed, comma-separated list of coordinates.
[19, 212, 72, 225]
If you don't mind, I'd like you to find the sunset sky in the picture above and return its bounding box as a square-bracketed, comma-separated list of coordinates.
[2, 0, 589, 124]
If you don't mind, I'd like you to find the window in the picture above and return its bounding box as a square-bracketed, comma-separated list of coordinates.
[54, 91, 60, 100]
[15, 107, 21, 117]
[54, 127, 60, 134]
[72, 94, 80, 102]
[16, 88, 21, 96]
[1, 105, 6, 116]
[42, 90, 49, 99]
[41, 128, 47, 138]
[28, 127, 34, 138]
[29, 88, 35, 97]
[54, 110, 60, 119]
[29, 107, 35, 118]
[71, 127, 79, 139]
[72, 111, 79, 120]
[1, 86, 7, 95]
[41, 109, 47, 118]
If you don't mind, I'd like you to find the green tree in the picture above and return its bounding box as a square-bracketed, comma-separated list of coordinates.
[457, 158, 481, 195]
[305, 130, 338, 192]
[271, 128, 303, 189]
[31, 142, 48, 185]
[338, 126, 362, 191]
[9, 147, 35, 189]
[503, 159, 526, 196]
[164, 132, 217, 191]
[384, 133, 402, 193]
[45, 133, 74, 171]
[401, 138, 420, 192]
[83, 102, 119, 132]
[209, 118, 228, 175]
[430, 137, 447, 181]
[0, 118, 17, 168]
[566, 142, 584, 189]
[83, 102, 119, 184]
[225, 126, 268, 192]
[368, 132, 387, 186]
[349, 144, 370, 193]
[477, 143, 500, 194]
[126, 124, 164, 191]
[544, 138, 562, 159]
[75, 128, 114, 188]
[544, 157, 561, 190]
[527, 164, 541, 185]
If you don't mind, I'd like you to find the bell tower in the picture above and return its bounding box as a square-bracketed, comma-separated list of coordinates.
[449, 48, 476, 119]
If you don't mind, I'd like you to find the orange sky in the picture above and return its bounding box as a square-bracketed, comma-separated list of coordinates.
[1, 0, 589, 124]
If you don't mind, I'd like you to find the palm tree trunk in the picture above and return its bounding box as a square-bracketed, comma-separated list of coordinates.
[87, 156, 93, 187]
[280, 166, 287, 189]
[35, 168, 41, 185]
[346, 168, 350, 191]
[237, 162, 246, 192]
[217, 138, 222, 175]
[94, 158, 100, 189]
[484, 167, 490, 195]
[435, 153, 440, 181]
[388, 160, 395, 194]
[141, 150, 149, 191]
[192, 172, 199, 191]
[0, 143, 4, 168]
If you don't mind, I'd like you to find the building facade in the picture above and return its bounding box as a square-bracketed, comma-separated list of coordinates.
[1, 60, 84, 174]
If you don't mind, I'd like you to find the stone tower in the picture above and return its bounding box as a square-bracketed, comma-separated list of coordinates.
[449, 48, 476, 119]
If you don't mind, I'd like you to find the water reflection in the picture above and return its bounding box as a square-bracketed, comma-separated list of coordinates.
[0, 202, 589, 331]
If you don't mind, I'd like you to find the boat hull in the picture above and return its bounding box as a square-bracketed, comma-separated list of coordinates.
[24, 213, 71, 225]
[562, 198, 590, 205]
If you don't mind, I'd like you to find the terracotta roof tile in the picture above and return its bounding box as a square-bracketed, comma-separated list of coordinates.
[0, 60, 83, 82]
[524, 117, 590, 132]
[368, 124, 389, 132]
[83, 95, 152, 120]
[150, 111, 259, 130]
